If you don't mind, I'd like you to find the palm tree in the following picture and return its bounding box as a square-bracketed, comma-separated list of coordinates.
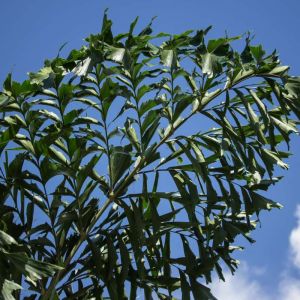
[1, 12, 300, 299]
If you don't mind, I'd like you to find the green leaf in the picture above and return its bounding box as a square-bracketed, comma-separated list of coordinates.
[123, 119, 140, 151]
[0, 124, 22, 154]
[201, 53, 222, 78]
[117, 234, 131, 283]
[110, 145, 133, 186]
[175, 140, 206, 179]
[1, 280, 22, 300]
[77, 155, 102, 191]
[28, 66, 55, 88]
[48, 146, 69, 164]
[249, 190, 283, 211]
[107, 47, 126, 63]
[72, 57, 93, 76]
[207, 36, 240, 53]
[6, 252, 62, 281]
[107, 47, 131, 68]
[285, 77, 300, 98]
[179, 270, 191, 300]
[0, 231, 18, 246]
[249, 89, 269, 125]
[160, 49, 178, 68]
[190, 279, 217, 300]
[235, 89, 267, 144]
[139, 99, 160, 116]
[40, 158, 60, 182]
[58, 84, 75, 111]
[137, 85, 153, 101]
[260, 148, 288, 170]
[250, 44, 265, 62]
[270, 116, 297, 135]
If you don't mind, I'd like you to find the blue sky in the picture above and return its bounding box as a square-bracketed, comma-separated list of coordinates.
[1, 1, 300, 298]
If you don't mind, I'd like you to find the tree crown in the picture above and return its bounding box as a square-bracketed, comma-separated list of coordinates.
[1, 12, 300, 299]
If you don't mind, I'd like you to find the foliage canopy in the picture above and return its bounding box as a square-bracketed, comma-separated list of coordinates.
[1, 13, 300, 299]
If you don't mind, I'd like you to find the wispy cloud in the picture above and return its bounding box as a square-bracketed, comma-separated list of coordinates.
[210, 204, 300, 300]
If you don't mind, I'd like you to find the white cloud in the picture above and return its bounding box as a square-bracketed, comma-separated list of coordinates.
[289, 205, 300, 269]
[210, 204, 300, 300]
[278, 274, 300, 300]
[210, 263, 270, 300]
